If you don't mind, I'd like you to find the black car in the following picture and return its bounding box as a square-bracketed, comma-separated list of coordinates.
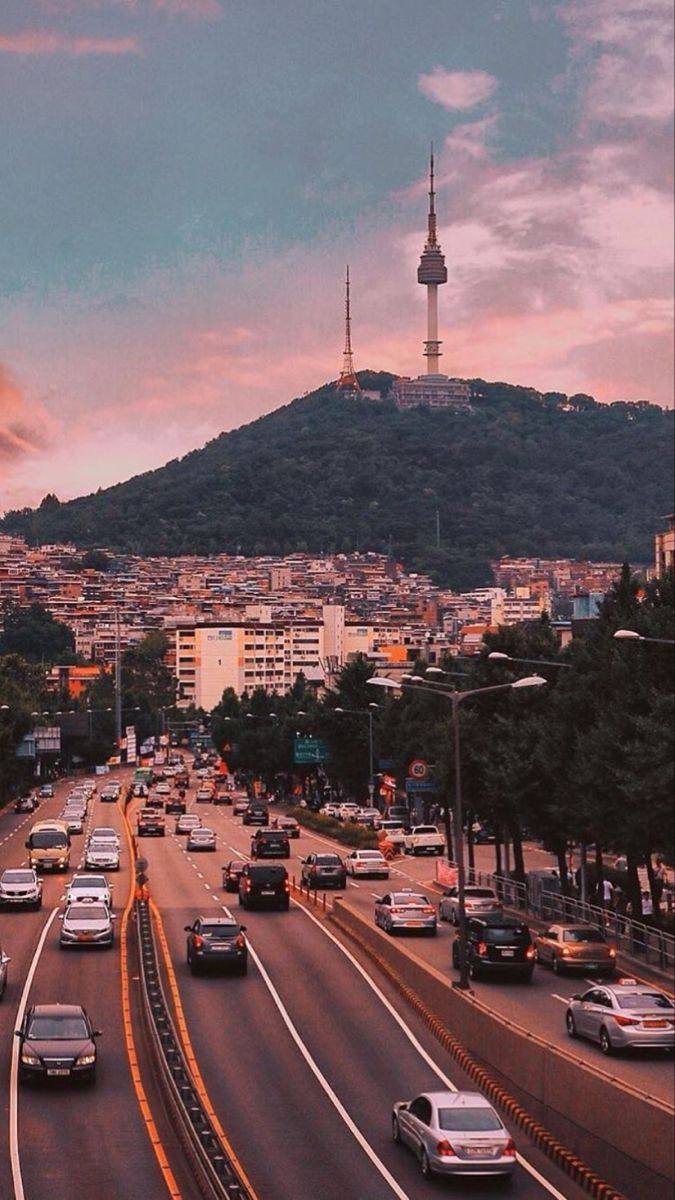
[242, 803, 269, 827]
[301, 852, 347, 890]
[250, 828, 290, 859]
[16, 1003, 100, 1084]
[222, 860, 246, 892]
[452, 916, 535, 982]
[184, 916, 248, 975]
[165, 795, 186, 815]
[239, 863, 289, 911]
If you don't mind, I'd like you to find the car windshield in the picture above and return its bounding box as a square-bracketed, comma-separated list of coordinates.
[92, 830, 116, 839]
[392, 894, 428, 905]
[485, 927, 529, 944]
[616, 992, 674, 1010]
[563, 929, 605, 943]
[71, 877, 106, 889]
[2, 871, 34, 884]
[201, 925, 237, 938]
[30, 832, 67, 848]
[67, 905, 108, 921]
[359, 852, 383, 860]
[438, 1108, 502, 1132]
[89, 841, 117, 852]
[467, 889, 497, 899]
[316, 856, 341, 865]
[27, 1015, 90, 1040]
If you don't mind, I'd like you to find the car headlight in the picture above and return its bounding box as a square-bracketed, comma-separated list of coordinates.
[76, 1053, 96, 1066]
[21, 1052, 40, 1065]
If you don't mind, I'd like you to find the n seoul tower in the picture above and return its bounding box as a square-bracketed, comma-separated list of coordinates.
[416, 146, 447, 375]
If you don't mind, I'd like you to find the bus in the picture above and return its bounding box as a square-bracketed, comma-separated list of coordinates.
[26, 820, 71, 872]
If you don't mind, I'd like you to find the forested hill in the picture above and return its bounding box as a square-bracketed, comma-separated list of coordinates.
[3, 373, 673, 589]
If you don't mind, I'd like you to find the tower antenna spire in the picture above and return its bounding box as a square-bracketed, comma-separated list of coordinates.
[417, 143, 447, 374]
[337, 265, 361, 393]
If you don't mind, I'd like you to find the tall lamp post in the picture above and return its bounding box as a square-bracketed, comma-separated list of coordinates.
[613, 629, 675, 647]
[334, 703, 379, 805]
[368, 671, 546, 990]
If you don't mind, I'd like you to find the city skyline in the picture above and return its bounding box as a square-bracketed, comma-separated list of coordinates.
[1, 0, 673, 512]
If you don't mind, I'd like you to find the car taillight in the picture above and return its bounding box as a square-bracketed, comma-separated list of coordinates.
[609, 948, 616, 958]
[561, 947, 571, 957]
[284, 881, 290, 892]
[436, 1140, 456, 1157]
[193, 935, 204, 948]
[235, 934, 245, 948]
[477, 941, 488, 956]
[244, 881, 251, 891]
[526, 945, 535, 959]
[422, 906, 434, 915]
[391, 907, 407, 914]
[613, 1015, 639, 1026]
[504, 1139, 516, 1158]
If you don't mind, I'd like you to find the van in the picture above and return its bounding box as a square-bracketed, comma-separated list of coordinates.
[26, 820, 71, 873]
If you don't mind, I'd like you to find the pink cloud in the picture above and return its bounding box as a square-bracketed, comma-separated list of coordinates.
[0, 364, 53, 465]
[417, 68, 498, 111]
[37, 0, 221, 16]
[0, 31, 142, 55]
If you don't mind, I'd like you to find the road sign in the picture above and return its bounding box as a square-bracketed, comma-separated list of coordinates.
[407, 759, 428, 780]
[294, 737, 330, 765]
[405, 778, 437, 793]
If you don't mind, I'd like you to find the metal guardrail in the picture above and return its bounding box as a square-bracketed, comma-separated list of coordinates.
[456, 865, 675, 973]
[135, 898, 252, 1200]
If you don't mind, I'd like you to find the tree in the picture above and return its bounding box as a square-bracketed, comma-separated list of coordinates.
[0, 600, 76, 664]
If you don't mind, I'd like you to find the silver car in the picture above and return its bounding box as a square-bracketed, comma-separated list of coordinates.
[439, 885, 502, 925]
[375, 890, 437, 935]
[187, 827, 217, 852]
[59, 900, 116, 948]
[0, 944, 9, 998]
[0, 868, 43, 910]
[66, 874, 113, 908]
[85, 840, 121, 871]
[89, 827, 120, 848]
[392, 1091, 516, 1179]
[566, 979, 675, 1054]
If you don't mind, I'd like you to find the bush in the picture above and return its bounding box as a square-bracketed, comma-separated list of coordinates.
[287, 806, 379, 849]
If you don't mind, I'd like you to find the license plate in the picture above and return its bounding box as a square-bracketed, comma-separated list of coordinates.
[465, 1146, 495, 1157]
[501, 949, 515, 957]
[405, 920, 423, 926]
[261, 890, 275, 896]
[47, 1068, 70, 1076]
[643, 1020, 668, 1028]
[78, 933, 94, 941]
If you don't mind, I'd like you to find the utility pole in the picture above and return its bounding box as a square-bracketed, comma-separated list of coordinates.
[114, 610, 122, 758]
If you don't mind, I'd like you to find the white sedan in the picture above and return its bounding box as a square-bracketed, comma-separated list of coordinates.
[66, 873, 113, 908]
[345, 849, 390, 879]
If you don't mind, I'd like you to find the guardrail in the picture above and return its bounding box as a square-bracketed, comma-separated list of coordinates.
[135, 897, 252, 1200]
[455, 864, 675, 972]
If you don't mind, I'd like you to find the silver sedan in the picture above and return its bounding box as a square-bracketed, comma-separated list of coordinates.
[374, 891, 437, 935]
[392, 1090, 516, 1178]
[59, 901, 116, 949]
[566, 979, 675, 1054]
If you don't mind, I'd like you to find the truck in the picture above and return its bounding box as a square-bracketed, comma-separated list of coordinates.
[134, 767, 153, 786]
[403, 825, 445, 856]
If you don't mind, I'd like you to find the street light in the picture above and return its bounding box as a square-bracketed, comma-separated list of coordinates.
[334, 703, 379, 804]
[487, 652, 572, 669]
[613, 629, 675, 646]
[368, 673, 547, 990]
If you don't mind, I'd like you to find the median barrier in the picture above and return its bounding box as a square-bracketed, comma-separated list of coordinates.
[329, 898, 674, 1200]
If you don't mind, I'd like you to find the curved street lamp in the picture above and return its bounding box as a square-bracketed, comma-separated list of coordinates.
[614, 629, 675, 646]
[368, 673, 547, 990]
[487, 652, 571, 669]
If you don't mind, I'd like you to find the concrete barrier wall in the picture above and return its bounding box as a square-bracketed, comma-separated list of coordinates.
[331, 899, 674, 1200]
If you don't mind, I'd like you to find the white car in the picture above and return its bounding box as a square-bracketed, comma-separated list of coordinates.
[0, 868, 43, 910]
[187, 827, 217, 852]
[337, 803, 360, 822]
[154, 782, 171, 797]
[89, 827, 120, 849]
[345, 849, 390, 879]
[377, 820, 407, 851]
[439, 885, 502, 925]
[356, 808, 382, 828]
[85, 841, 121, 871]
[66, 874, 113, 908]
[320, 803, 339, 818]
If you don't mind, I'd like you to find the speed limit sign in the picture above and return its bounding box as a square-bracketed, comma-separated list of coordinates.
[408, 759, 428, 780]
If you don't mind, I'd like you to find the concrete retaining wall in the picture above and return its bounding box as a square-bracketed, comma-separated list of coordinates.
[331, 899, 674, 1200]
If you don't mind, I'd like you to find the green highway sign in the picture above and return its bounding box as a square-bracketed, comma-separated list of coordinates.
[294, 737, 330, 765]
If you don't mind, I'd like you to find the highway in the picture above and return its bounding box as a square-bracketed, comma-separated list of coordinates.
[0, 771, 668, 1200]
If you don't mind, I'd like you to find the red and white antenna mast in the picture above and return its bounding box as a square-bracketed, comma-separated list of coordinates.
[337, 265, 361, 393]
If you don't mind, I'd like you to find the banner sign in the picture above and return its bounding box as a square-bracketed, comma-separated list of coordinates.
[126, 724, 137, 762]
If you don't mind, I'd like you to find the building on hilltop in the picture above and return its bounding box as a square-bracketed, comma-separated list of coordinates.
[392, 148, 471, 412]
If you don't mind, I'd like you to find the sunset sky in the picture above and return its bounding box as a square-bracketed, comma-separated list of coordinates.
[1, 0, 673, 513]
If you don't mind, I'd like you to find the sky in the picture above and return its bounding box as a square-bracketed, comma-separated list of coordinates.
[1, 0, 673, 513]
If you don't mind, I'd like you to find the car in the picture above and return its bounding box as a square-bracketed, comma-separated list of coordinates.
[535, 923, 617, 977]
[89, 827, 120, 848]
[375, 890, 437, 936]
[0, 943, 9, 998]
[250, 828, 291, 859]
[59, 900, 115, 948]
[242, 803, 269, 826]
[85, 840, 121, 871]
[0, 868, 43, 910]
[154, 782, 171, 797]
[239, 863, 290, 911]
[377, 820, 407, 852]
[175, 813, 202, 834]
[39, 783, 54, 799]
[403, 825, 445, 856]
[16, 1003, 100, 1083]
[61, 811, 85, 835]
[223, 861, 246, 892]
[386, 805, 412, 833]
[355, 807, 382, 828]
[136, 809, 166, 837]
[300, 852, 347, 890]
[195, 788, 214, 803]
[233, 799, 249, 816]
[277, 815, 300, 838]
[65, 874, 112, 908]
[99, 787, 118, 803]
[344, 849, 390, 879]
[565, 979, 675, 1055]
[392, 1091, 516, 1180]
[453, 916, 535, 982]
[14, 795, 38, 814]
[320, 803, 339, 818]
[439, 886, 503, 925]
[165, 795, 186, 814]
[187, 827, 217, 852]
[337, 802, 360, 822]
[184, 915, 248, 975]
[473, 824, 496, 845]
[132, 783, 149, 799]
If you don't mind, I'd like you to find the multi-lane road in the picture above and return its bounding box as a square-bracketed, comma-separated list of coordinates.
[0, 771, 670, 1200]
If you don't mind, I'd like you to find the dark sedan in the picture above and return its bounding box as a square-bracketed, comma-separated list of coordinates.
[301, 852, 347, 890]
[223, 861, 245, 892]
[185, 916, 248, 975]
[16, 1003, 100, 1083]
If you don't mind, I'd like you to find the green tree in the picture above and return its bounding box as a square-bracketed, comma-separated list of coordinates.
[0, 600, 76, 664]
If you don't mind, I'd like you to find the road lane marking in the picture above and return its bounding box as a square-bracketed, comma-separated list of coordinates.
[245, 939, 411, 1200]
[552, 994, 569, 1004]
[291, 899, 568, 1200]
[9, 906, 60, 1200]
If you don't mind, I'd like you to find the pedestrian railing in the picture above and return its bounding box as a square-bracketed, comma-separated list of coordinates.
[449, 863, 675, 973]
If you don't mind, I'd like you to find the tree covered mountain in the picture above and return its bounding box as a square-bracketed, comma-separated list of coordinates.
[3, 373, 673, 589]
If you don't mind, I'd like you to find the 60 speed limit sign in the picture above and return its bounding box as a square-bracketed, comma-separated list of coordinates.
[408, 759, 428, 780]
